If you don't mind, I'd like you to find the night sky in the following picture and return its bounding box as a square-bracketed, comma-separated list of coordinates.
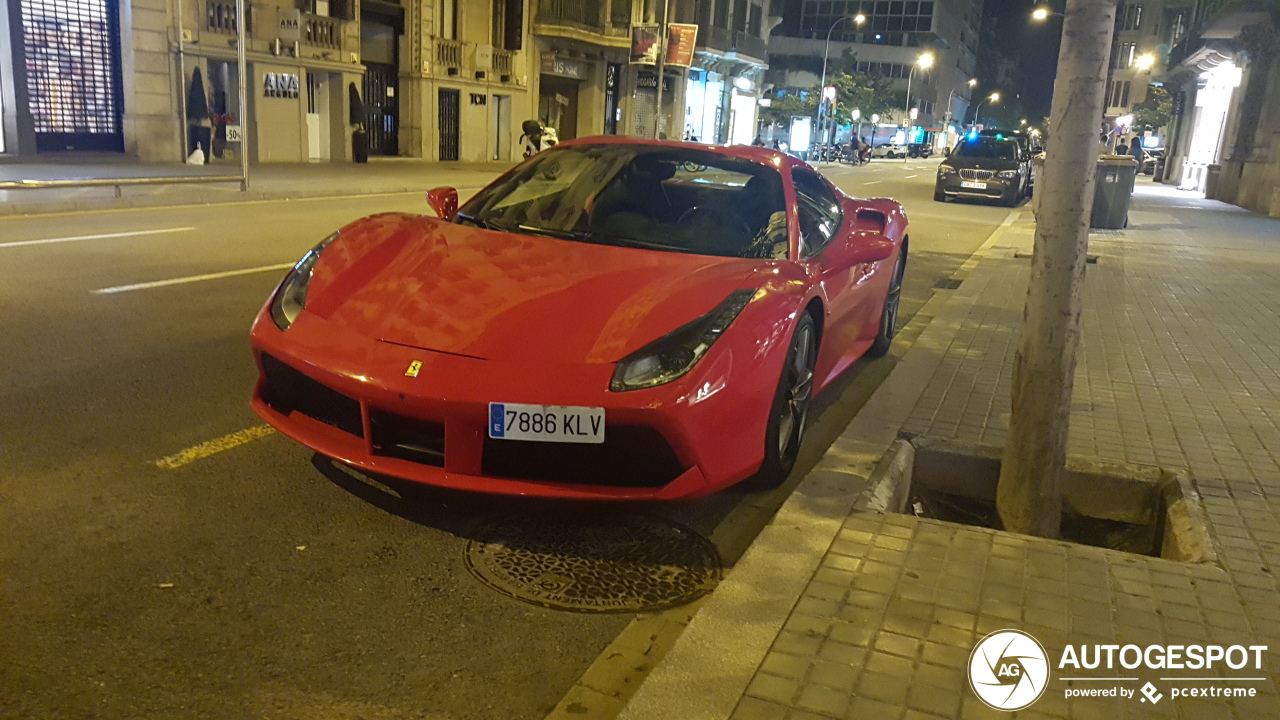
[982, 0, 1063, 121]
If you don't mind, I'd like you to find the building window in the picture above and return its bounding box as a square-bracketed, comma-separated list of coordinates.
[440, 0, 457, 39]
[493, 0, 522, 49]
[1117, 4, 1143, 31]
[1108, 79, 1131, 108]
[801, 0, 932, 42]
[1113, 41, 1136, 68]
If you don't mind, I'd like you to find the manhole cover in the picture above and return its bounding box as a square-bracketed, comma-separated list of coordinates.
[464, 514, 722, 613]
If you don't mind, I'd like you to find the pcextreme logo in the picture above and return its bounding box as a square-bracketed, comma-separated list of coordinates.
[968, 630, 1270, 711]
[968, 630, 1050, 711]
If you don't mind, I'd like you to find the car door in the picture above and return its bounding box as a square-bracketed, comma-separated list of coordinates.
[793, 168, 865, 386]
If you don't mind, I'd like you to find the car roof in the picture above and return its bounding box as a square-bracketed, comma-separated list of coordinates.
[553, 135, 803, 172]
[979, 128, 1029, 139]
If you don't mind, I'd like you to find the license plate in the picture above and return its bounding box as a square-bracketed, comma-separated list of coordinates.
[488, 402, 605, 444]
[961, 181, 987, 189]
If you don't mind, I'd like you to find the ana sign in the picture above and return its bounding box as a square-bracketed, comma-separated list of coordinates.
[263, 72, 300, 99]
[278, 9, 301, 41]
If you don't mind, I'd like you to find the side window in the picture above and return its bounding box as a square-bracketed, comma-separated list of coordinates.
[792, 169, 843, 259]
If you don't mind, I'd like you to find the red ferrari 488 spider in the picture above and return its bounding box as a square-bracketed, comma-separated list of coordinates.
[250, 137, 908, 500]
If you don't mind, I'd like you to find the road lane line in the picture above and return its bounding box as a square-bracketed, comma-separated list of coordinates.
[153, 425, 276, 469]
[863, 181, 882, 185]
[94, 262, 294, 294]
[0, 186, 490, 221]
[0, 226, 194, 249]
[906, 175, 918, 178]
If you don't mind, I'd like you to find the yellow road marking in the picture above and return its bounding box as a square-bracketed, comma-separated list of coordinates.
[153, 425, 276, 469]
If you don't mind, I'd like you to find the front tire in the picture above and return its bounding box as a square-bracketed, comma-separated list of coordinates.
[753, 313, 818, 489]
[934, 186, 947, 202]
[867, 246, 906, 358]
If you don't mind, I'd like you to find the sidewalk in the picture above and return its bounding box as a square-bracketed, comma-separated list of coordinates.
[0, 157, 514, 216]
[617, 182, 1280, 720]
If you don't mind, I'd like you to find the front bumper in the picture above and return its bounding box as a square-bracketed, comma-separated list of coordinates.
[249, 308, 775, 500]
[936, 174, 1018, 202]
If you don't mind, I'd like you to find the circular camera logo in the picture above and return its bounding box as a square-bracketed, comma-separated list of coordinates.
[968, 629, 1050, 711]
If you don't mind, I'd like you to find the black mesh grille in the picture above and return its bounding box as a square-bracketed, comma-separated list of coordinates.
[370, 410, 445, 467]
[260, 354, 364, 437]
[482, 426, 685, 488]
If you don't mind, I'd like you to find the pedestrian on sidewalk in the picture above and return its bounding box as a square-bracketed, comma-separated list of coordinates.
[1129, 135, 1144, 165]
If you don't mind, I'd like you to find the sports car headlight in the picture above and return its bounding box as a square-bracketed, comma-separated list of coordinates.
[998, 170, 1019, 178]
[270, 232, 339, 331]
[938, 164, 956, 176]
[610, 289, 756, 392]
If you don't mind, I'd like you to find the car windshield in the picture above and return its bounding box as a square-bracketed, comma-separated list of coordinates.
[954, 138, 1017, 159]
[456, 144, 790, 259]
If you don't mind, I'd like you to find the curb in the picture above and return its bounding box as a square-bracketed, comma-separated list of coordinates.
[613, 208, 1023, 720]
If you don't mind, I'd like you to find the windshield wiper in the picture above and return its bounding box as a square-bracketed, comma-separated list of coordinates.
[455, 212, 507, 232]
[516, 224, 595, 242]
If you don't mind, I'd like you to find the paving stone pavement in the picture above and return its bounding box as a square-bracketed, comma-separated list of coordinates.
[626, 183, 1280, 720]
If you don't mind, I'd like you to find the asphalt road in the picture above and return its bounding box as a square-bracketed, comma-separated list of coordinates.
[0, 157, 1017, 719]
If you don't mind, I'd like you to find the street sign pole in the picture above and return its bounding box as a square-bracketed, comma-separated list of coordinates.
[236, 0, 249, 190]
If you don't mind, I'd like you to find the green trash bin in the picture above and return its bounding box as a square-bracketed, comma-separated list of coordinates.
[1090, 155, 1138, 229]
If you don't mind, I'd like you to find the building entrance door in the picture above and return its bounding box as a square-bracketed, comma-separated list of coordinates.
[362, 63, 399, 155]
[439, 88, 460, 161]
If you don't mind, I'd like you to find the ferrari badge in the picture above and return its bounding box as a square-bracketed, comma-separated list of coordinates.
[404, 360, 423, 378]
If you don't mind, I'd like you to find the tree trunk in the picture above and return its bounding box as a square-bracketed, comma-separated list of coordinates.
[996, 0, 1117, 537]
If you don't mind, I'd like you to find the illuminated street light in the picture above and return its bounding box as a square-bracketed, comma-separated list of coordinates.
[814, 13, 869, 159]
[1032, 7, 1050, 20]
[1134, 53, 1156, 71]
[945, 78, 978, 124]
[972, 92, 1000, 125]
[1020, 119, 1028, 126]
[904, 52, 935, 127]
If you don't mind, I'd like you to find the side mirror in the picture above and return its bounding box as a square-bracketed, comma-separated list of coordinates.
[426, 187, 459, 220]
[844, 236, 896, 266]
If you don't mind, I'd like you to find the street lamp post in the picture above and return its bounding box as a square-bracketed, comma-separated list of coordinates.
[971, 92, 1000, 126]
[903, 52, 934, 129]
[945, 78, 977, 125]
[814, 13, 865, 159]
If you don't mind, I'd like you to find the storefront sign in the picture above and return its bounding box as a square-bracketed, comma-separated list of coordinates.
[263, 72, 300, 98]
[278, 9, 301, 41]
[636, 70, 675, 93]
[665, 24, 698, 67]
[630, 25, 660, 64]
[540, 54, 588, 80]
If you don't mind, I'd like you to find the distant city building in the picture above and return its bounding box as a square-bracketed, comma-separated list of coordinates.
[766, 0, 982, 149]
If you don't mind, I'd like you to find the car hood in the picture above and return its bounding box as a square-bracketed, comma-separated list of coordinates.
[302, 213, 761, 364]
[943, 156, 1020, 171]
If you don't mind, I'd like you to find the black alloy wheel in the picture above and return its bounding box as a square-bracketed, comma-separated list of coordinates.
[753, 313, 818, 489]
[868, 245, 906, 358]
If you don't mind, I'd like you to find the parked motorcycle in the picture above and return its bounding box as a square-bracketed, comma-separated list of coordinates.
[520, 120, 559, 158]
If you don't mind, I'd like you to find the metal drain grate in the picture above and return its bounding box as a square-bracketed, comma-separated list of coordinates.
[465, 513, 722, 613]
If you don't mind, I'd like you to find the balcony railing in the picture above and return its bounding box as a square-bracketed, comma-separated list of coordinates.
[701, 25, 730, 52]
[436, 39, 464, 68]
[732, 30, 767, 62]
[493, 49, 514, 76]
[537, 0, 604, 32]
[303, 13, 340, 48]
[205, 0, 252, 34]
